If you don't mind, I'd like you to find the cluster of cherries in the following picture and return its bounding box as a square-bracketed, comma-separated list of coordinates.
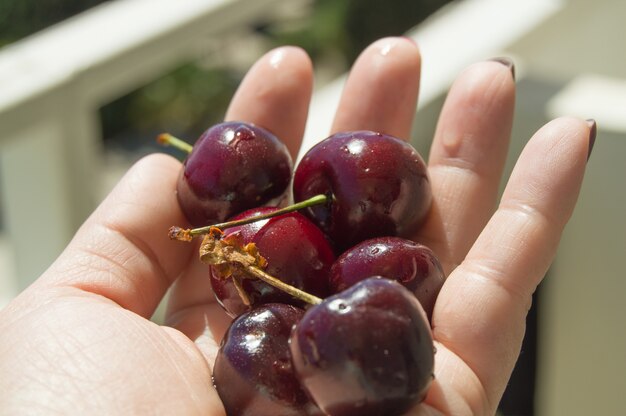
[162, 121, 445, 416]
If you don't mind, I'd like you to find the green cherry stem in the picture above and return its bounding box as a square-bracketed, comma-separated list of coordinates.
[169, 194, 329, 241]
[157, 133, 193, 154]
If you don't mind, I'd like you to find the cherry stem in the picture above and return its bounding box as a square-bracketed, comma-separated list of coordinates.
[169, 194, 329, 241]
[157, 133, 193, 154]
[246, 264, 322, 305]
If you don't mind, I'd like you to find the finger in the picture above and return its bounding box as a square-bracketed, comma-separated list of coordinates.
[39, 153, 193, 319]
[168, 46, 314, 314]
[165, 47, 314, 358]
[418, 59, 515, 274]
[331, 37, 421, 140]
[225, 46, 314, 160]
[432, 117, 594, 412]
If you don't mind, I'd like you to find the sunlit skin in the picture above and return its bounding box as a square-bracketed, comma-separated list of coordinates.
[0, 38, 593, 415]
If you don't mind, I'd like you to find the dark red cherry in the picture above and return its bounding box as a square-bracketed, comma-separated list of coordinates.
[214, 303, 323, 416]
[293, 131, 431, 252]
[177, 121, 292, 227]
[210, 207, 335, 317]
[329, 237, 444, 320]
[290, 277, 434, 416]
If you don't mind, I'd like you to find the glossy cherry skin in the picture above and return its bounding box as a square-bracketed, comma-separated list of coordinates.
[329, 237, 444, 320]
[177, 121, 292, 227]
[210, 207, 335, 317]
[293, 131, 431, 252]
[290, 277, 435, 416]
[213, 303, 323, 416]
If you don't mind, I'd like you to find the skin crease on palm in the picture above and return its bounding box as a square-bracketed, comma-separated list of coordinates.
[0, 37, 593, 415]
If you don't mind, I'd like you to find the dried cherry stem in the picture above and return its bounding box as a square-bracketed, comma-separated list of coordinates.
[232, 276, 252, 306]
[157, 133, 193, 154]
[245, 265, 322, 306]
[169, 194, 329, 241]
[198, 227, 322, 305]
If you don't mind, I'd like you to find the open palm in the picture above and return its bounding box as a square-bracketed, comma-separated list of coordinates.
[0, 38, 592, 415]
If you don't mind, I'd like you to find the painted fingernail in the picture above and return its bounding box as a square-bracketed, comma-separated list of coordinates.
[586, 119, 597, 161]
[490, 57, 515, 81]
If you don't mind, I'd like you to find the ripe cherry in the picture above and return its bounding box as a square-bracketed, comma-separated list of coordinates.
[175, 121, 292, 227]
[210, 207, 335, 317]
[290, 277, 435, 416]
[213, 303, 323, 416]
[293, 131, 431, 252]
[328, 237, 444, 320]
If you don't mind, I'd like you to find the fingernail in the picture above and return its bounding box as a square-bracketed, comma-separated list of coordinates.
[401, 36, 417, 46]
[490, 57, 515, 81]
[586, 119, 597, 161]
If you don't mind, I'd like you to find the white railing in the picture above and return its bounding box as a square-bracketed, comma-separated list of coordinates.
[0, 0, 310, 297]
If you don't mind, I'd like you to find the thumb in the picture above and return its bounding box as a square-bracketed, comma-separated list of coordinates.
[38, 153, 195, 318]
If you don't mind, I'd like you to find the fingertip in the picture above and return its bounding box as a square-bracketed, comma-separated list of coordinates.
[132, 151, 183, 177]
[542, 115, 589, 130]
[488, 57, 515, 81]
[41, 150, 195, 318]
[115, 152, 185, 217]
[332, 36, 422, 139]
[254, 46, 314, 93]
[501, 116, 590, 227]
[226, 46, 314, 160]
[354, 36, 422, 83]
[364, 36, 421, 57]
[454, 60, 516, 96]
[429, 59, 515, 173]
[537, 116, 592, 159]
[266, 45, 313, 72]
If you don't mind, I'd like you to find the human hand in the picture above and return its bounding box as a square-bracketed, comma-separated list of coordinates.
[0, 37, 593, 415]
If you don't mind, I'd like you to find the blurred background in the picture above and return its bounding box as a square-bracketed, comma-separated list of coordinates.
[0, 0, 624, 415]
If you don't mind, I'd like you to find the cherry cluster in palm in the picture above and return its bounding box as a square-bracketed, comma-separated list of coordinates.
[165, 121, 445, 416]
